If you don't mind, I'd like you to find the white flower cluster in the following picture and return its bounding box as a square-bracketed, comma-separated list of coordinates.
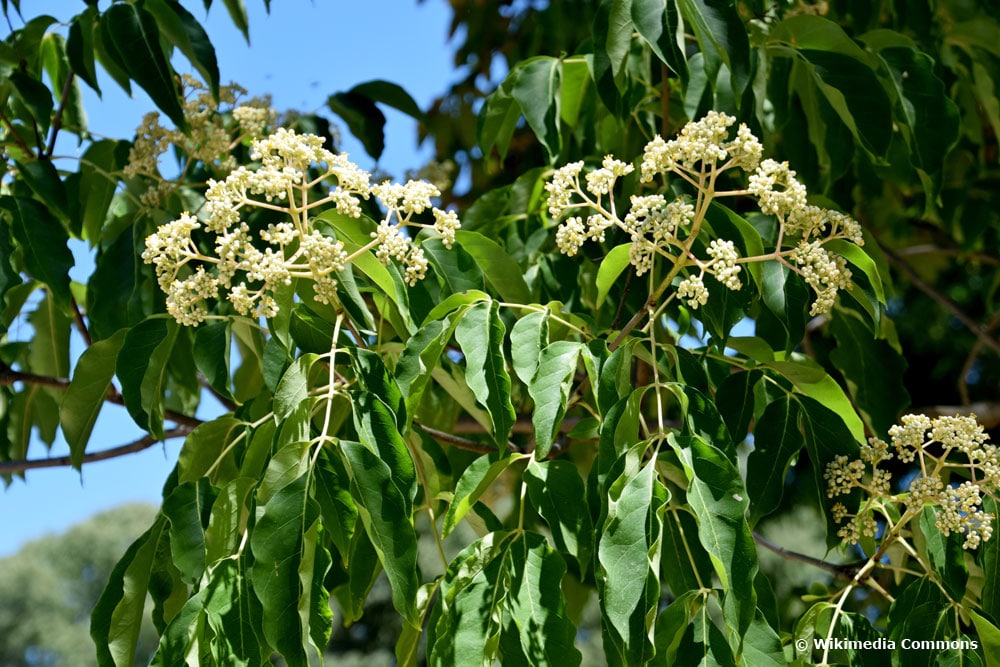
[125, 76, 277, 195]
[545, 112, 864, 315]
[143, 129, 461, 325]
[825, 413, 997, 550]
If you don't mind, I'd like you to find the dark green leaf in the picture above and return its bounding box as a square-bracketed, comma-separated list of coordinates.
[78, 140, 128, 245]
[423, 236, 486, 296]
[632, 0, 686, 79]
[327, 91, 387, 160]
[249, 472, 330, 663]
[162, 480, 209, 584]
[176, 415, 243, 484]
[3, 195, 73, 308]
[455, 300, 517, 446]
[660, 508, 713, 596]
[528, 340, 581, 459]
[677, 0, 752, 100]
[145, 0, 221, 99]
[100, 4, 186, 130]
[454, 229, 531, 303]
[60, 329, 127, 467]
[67, 8, 101, 94]
[15, 159, 68, 222]
[443, 454, 519, 537]
[350, 79, 424, 119]
[510, 308, 549, 386]
[9, 71, 53, 134]
[339, 440, 421, 623]
[670, 433, 756, 637]
[116, 317, 170, 432]
[919, 506, 968, 602]
[715, 369, 762, 445]
[351, 392, 417, 513]
[511, 56, 562, 161]
[524, 459, 594, 568]
[477, 76, 520, 160]
[746, 396, 804, 525]
[193, 320, 234, 402]
[91, 515, 168, 667]
[220, 0, 250, 43]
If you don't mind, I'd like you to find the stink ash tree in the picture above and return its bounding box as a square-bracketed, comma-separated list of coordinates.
[1, 1, 999, 665]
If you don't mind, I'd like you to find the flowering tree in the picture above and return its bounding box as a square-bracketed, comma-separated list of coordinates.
[1, 1, 999, 665]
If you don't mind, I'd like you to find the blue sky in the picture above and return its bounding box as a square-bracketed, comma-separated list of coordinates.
[1, 0, 457, 556]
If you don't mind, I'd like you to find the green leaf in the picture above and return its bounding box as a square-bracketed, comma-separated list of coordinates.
[78, 140, 127, 245]
[511, 56, 562, 161]
[429, 531, 581, 667]
[660, 508, 713, 596]
[15, 159, 68, 222]
[510, 308, 550, 385]
[220, 0, 250, 42]
[273, 353, 318, 421]
[677, 0, 752, 100]
[176, 415, 243, 484]
[971, 611, 1000, 667]
[774, 356, 866, 443]
[139, 320, 181, 440]
[193, 320, 234, 402]
[595, 243, 632, 308]
[746, 396, 803, 526]
[9, 71, 53, 134]
[919, 507, 968, 602]
[455, 300, 517, 446]
[443, 454, 520, 537]
[350, 79, 424, 120]
[162, 480, 209, 584]
[249, 472, 329, 664]
[597, 442, 664, 665]
[454, 229, 531, 303]
[3, 195, 73, 308]
[829, 308, 908, 437]
[60, 329, 127, 467]
[528, 340, 581, 459]
[795, 395, 862, 547]
[524, 459, 594, 568]
[477, 76, 520, 160]
[423, 236, 486, 296]
[592, 0, 635, 112]
[878, 46, 959, 173]
[351, 392, 417, 513]
[91, 515, 168, 667]
[770, 17, 892, 157]
[116, 318, 169, 432]
[100, 4, 186, 130]
[980, 497, 1000, 623]
[714, 369, 762, 445]
[144, 0, 221, 99]
[670, 433, 757, 637]
[339, 440, 421, 624]
[67, 8, 101, 94]
[327, 91, 387, 161]
[0, 223, 22, 323]
[632, 0, 686, 79]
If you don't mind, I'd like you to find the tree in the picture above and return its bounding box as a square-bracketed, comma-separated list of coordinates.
[0, 504, 159, 666]
[1, 0, 999, 665]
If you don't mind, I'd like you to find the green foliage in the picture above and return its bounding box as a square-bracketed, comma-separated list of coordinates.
[2, 0, 1000, 664]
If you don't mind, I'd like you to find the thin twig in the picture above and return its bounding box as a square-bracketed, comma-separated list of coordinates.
[0, 427, 191, 474]
[70, 297, 93, 347]
[879, 241, 1000, 357]
[0, 363, 203, 428]
[43, 71, 75, 158]
[415, 421, 518, 455]
[753, 531, 861, 580]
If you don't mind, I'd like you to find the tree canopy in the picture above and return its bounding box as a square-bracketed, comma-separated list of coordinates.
[1, 0, 999, 665]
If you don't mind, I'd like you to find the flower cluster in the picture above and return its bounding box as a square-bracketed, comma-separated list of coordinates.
[125, 76, 277, 206]
[143, 129, 461, 325]
[544, 112, 864, 315]
[825, 413, 996, 550]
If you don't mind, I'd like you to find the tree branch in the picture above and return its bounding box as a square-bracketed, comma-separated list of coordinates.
[879, 241, 1000, 357]
[43, 70, 75, 158]
[415, 421, 517, 455]
[753, 531, 861, 580]
[0, 427, 192, 474]
[0, 363, 204, 429]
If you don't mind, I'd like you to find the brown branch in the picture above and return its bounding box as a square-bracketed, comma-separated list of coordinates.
[0, 427, 191, 474]
[43, 70, 75, 159]
[70, 297, 93, 348]
[0, 363, 204, 429]
[880, 242, 1000, 358]
[753, 531, 861, 581]
[415, 421, 517, 455]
